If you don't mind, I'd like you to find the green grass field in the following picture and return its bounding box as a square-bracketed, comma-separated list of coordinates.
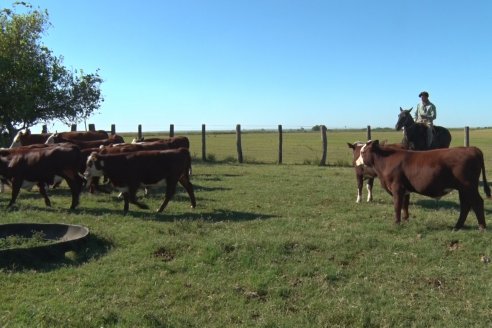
[1, 129, 492, 327]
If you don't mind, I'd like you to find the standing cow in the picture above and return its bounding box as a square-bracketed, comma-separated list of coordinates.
[356, 140, 491, 230]
[84, 148, 196, 213]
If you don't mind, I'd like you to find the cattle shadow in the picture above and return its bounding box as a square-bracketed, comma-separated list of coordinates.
[0, 233, 112, 272]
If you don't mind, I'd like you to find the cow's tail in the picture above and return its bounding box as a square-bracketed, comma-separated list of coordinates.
[480, 149, 491, 198]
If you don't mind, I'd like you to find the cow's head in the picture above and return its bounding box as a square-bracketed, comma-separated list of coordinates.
[347, 141, 365, 166]
[44, 132, 59, 145]
[84, 152, 104, 180]
[355, 140, 379, 166]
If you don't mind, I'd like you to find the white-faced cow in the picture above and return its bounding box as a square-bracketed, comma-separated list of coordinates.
[84, 148, 196, 214]
[0, 144, 85, 209]
[347, 142, 377, 203]
[356, 140, 491, 230]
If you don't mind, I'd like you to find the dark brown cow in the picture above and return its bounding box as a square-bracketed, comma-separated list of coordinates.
[84, 148, 196, 213]
[9, 129, 51, 147]
[55, 130, 109, 141]
[46, 133, 125, 149]
[347, 142, 377, 203]
[0, 144, 84, 209]
[356, 140, 491, 230]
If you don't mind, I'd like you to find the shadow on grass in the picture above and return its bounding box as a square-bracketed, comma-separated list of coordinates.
[0, 234, 113, 272]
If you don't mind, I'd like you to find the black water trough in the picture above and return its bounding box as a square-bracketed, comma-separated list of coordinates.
[0, 223, 90, 263]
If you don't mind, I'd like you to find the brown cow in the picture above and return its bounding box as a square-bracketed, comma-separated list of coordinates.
[46, 133, 125, 149]
[55, 130, 109, 141]
[0, 144, 84, 209]
[9, 129, 51, 147]
[84, 148, 196, 213]
[356, 140, 491, 230]
[131, 136, 190, 149]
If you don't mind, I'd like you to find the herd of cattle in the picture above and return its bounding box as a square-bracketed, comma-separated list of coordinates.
[1, 129, 491, 230]
[348, 140, 491, 230]
[0, 129, 196, 213]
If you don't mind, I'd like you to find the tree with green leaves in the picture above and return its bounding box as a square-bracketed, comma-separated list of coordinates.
[0, 2, 103, 144]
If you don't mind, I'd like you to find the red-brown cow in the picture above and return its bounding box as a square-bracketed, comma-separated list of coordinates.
[9, 129, 51, 147]
[356, 140, 491, 230]
[46, 133, 125, 149]
[131, 136, 190, 149]
[0, 144, 84, 209]
[84, 148, 196, 213]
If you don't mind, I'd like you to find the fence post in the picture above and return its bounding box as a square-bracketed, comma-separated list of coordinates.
[236, 124, 243, 163]
[170, 124, 174, 137]
[464, 126, 469, 147]
[138, 124, 142, 140]
[88, 124, 95, 132]
[111, 124, 116, 135]
[320, 125, 327, 166]
[278, 124, 283, 164]
[202, 124, 206, 161]
[41, 125, 48, 133]
[367, 125, 372, 141]
[71, 124, 77, 132]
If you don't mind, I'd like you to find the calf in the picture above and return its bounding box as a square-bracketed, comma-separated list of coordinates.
[84, 148, 196, 213]
[356, 140, 491, 230]
[0, 144, 84, 209]
[347, 142, 377, 203]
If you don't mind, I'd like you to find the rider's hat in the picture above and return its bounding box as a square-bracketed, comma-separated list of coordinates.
[419, 91, 429, 97]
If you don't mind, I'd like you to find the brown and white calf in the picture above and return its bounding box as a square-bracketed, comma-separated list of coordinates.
[84, 148, 196, 214]
[356, 140, 491, 230]
[347, 142, 377, 203]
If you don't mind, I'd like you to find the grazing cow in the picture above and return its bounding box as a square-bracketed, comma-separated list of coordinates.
[0, 144, 85, 209]
[46, 133, 125, 149]
[84, 148, 196, 213]
[9, 129, 51, 147]
[347, 142, 377, 203]
[356, 140, 491, 230]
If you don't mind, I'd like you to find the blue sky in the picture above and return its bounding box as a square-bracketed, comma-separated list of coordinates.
[20, 0, 492, 132]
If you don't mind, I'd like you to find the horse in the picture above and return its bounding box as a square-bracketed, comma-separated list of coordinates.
[395, 107, 452, 150]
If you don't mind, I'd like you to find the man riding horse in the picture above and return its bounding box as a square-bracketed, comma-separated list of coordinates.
[395, 91, 451, 150]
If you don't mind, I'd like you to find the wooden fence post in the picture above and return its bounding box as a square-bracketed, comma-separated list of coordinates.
[320, 125, 327, 166]
[236, 124, 243, 163]
[41, 125, 48, 133]
[367, 125, 372, 141]
[170, 124, 174, 137]
[138, 124, 142, 140]
[278, 124, 283, 164]
[111, 124, 116, 135]
[88, 124, 95, 132]
[202, 124, 206, 161]
[71, 124, 77, 131]
[464, 126, 469, 147]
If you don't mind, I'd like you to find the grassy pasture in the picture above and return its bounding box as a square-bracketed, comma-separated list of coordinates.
[1, 129, 492, 327]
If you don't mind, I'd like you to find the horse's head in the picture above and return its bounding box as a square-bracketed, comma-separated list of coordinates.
[395, 107, 414, 131]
